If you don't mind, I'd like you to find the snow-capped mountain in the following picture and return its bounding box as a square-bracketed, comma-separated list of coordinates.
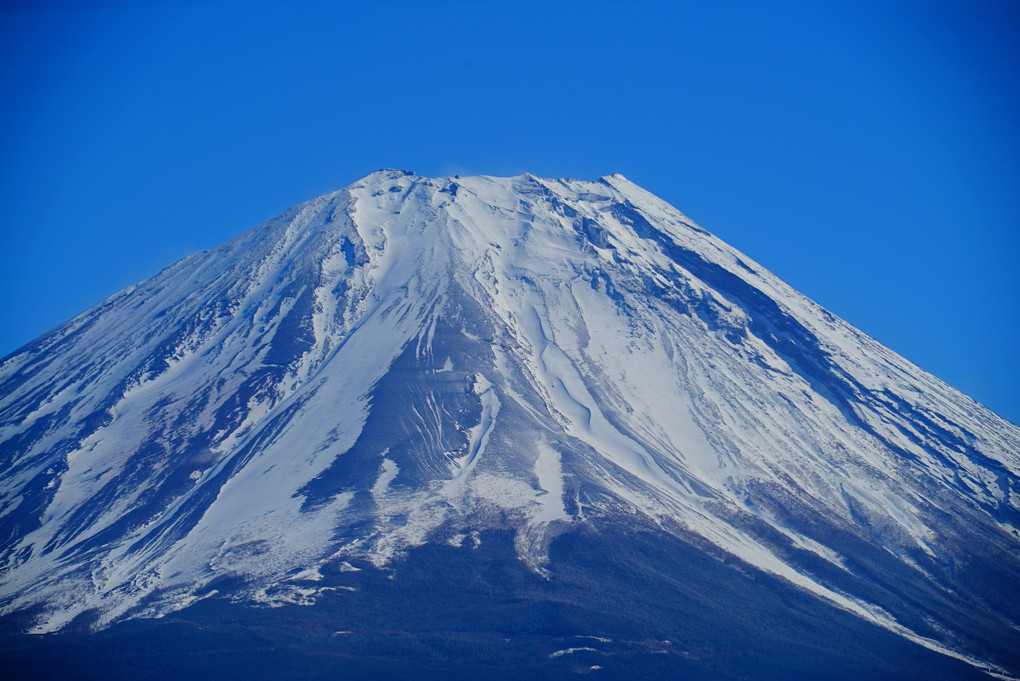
[1, 170, 1018, 679]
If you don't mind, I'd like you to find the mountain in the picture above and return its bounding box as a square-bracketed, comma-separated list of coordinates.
[1, 170, 1018, 680]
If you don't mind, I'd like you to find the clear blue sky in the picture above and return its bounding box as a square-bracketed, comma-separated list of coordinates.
[2, 1, 1018, 424]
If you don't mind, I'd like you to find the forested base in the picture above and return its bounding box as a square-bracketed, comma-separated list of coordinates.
[0, 523, 1007, 681]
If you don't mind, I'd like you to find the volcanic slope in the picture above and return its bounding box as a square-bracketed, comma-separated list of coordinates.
[1, 170, 1018, 678]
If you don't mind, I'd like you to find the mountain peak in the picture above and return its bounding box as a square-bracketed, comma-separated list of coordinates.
[1, 172, 1018, 676]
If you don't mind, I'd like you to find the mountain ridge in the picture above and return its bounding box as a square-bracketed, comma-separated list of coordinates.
[1, 170, 1018, 677]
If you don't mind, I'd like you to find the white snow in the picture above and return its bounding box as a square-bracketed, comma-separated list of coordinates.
[549, 647, 598, 658]
[534, 438, 569, 523]
[1, 169, 1017, 679]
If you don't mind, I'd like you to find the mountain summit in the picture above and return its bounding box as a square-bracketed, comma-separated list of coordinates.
[2, 170, 1018, 679]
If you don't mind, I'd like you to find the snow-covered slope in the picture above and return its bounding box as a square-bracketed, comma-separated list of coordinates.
[1, 170, 1018, 675]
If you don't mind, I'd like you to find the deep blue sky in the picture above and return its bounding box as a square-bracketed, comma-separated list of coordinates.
[2, 1, 1018, 423]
